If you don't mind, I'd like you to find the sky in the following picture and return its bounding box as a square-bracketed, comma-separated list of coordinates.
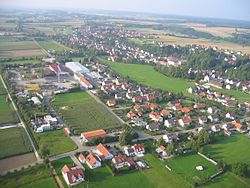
[0, 0, 250, 21]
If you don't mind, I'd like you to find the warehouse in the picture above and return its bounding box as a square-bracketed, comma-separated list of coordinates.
[65, 62, 90, 74]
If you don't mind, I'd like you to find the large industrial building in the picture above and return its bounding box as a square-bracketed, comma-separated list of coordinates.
[65, 62, 90, 74]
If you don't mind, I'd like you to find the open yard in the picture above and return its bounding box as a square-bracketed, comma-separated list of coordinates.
[36, 129, 76, 156]
[54, 91, 121, 134]
[98, 57, 195, 95]
[165, 153, 218, 185]
[0, 164, 56, 188]
[0, 127, 33, 159]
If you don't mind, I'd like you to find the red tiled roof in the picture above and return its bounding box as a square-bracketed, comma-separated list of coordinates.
[149, 103, 158, 110]
[231, 121, 243, 129]
[160, 109, 170, 116]
[86, 153, 98, 166]
[79, 153, 85, 161]
[97, 143, 110, 158]
[80, 77, 91, 87]
[181, 116, 191, 123]
[174, 103, 182, 110]
[82, 129, 106, 140]
[194, 103, 206, 109]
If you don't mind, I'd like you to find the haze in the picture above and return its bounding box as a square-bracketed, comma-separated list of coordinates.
[0, 0, 250, 21]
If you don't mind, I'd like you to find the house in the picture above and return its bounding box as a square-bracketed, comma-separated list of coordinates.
[149, 112, 163, 122]
[96, 143, 113, 160]
[148, 103, 158, 110]
[127, 111, 136, 119]
[194, 103, 206, 109]
[133, 104, 141, 111]
[222, 123, 236, 132]
[44, 115, 57, 125]
[146, 124, 160, 131]
[164, 119, 176, 128]
[207, 107, 218, 114]
[198, 117, 208, 126]
[85, 153, 101, 169]
[225, 112, 236, 120]
[178, 117, 191, 127]
[160, 109, 170, 117]
[79, 76, 93, 89]
[182, 107, 192, 114]
[231, 121, 244, 132]
[163, 134, 173, 143]
[78, 153, 85, 163]
[211, 125, 221, 132]
[124, 144, 145, 156]
[106, 99, 116, 107]
[172, 103, 182, 111]
[132, 96, 143, 103]
[155, 146, 167, 156]
[61, 165, 85, 186]
[112, 155, 136, 169]
[208, 115, 219, 123]
[80, 129, 106, 142]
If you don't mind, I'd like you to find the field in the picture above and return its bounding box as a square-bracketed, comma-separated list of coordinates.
[0, 127, 33, 159]
[52, 154, 188, 188]
[36, 40, 70, 52]
[204, 134, 250, 186]
[98, 57, 195, 95]
[0, 164, 56, 188]
[54, 91, 121, 133]
[165, 153, 218, 185]
[0, 59, 42, 65]
[36, 129, 76, 156]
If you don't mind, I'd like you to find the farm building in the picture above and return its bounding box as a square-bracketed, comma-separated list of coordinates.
[65, 62, 90, 74]
[80, 129, 106, 142]
[49, 63, 70, 76]
[61, 165, 85, 186]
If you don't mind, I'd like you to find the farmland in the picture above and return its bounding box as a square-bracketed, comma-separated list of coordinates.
[0, 127, 33, 159]
[98, 57, 195, 95]
[36, 40, 71, 52]
[35, 129, 76, 156]
[165, 153, 218, 185]
[0, 164, 56, 188]
[0, 59, 42, 65]
[53, 91, 121, 134]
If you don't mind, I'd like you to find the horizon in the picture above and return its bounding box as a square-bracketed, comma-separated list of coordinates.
[0, 0, 250, 22]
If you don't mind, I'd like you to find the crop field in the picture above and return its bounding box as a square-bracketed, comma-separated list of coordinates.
[0, 164, 56, 188]
[36, 129, 76, 156]
[98, 57, 195, 95]
[0, 127, 32, 159]
[0, 59, 42, 65]
[54, 91, 121, 133]
[165, 153, 218, 185]
[36, 40, 70, 52]
[0, 41, 40, 51]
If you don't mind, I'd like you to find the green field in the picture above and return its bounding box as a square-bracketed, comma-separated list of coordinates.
[0, 127, 32, 159]
[165, 153, 218, 185]
[36, 129, 76, 156]
[0, 60, 42, 65]
[52, 154, 188, 188]
[98, 57, 195, 94]
[54, 91, 121, 134]
[36, 40, 69, 52]
[0, 41, 40, 51]
[203, 172, 249, 188]
[0, 164, 56, 188]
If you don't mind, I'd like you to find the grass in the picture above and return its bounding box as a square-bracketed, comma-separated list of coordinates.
[36, 40, 70, 52]
[0, 41, 40, 51]
[0, 164, 56, 188]
[0, 95, 18, 124]
[0, 60, 42, 65]
[98, 57, 195, 95]
[0, 127, 33, 159]
[203, 172, 249, 188]
[165, 153, 218, 185]
[54, 91, 121, 133]
[36, 129, 76, 156]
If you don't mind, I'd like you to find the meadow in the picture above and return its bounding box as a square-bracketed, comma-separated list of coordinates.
[98, 57, 195, 95]
[165, 153, 218, 185]
[36, 129, 76, 156]
[0, 60, 42, 65]
[36, 40, 70, 52]
[0, 127, 33, 159]
[0, 41, 40, 51]
[54, 91, 121, 134]
[0, 164, 56, 188]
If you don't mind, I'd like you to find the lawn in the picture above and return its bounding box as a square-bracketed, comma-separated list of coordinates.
[53, 91, 121, 134]
[165, 153, 218, 185]
[98, 57, 195, 95]
[36, 129, 76, 156]
[203, 172, 249, 188]
[0, 164, 56, 188]
[36, 40, 70, 52]
[204, 134, 250, 166]
[0, 127, 33, 159]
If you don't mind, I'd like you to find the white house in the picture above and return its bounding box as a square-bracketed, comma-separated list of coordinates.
[85, 153, 101, 169]
[61, 165, 85, 186]
[124, 144, 145, 156]
[95, 143, 113, 160]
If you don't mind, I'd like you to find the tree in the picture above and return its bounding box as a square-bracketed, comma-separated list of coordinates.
[232, 163, 248, 177]
[119, 126, 138, 146]
[167, 143, 175, 155]
[218, 159, 227, 171]
[41, 146, 50, 158]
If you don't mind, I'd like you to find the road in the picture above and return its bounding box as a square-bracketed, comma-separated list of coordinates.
[0, 74, 42, 162]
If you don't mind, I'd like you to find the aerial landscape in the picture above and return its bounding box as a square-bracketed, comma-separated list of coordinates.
[0, 0, 250, 187]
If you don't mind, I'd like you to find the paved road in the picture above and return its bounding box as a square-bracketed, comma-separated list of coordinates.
[0, 74, 42, 162]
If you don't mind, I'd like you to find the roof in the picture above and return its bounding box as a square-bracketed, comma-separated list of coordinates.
[173, 103, 182, 110]
[65, 62, 90, 73]
[159, 145, 166, 150]
[133, 144, 145, 152]
[181, 116, 191, 123]
[133, 105, 141, 110]
[161, 109, 170, 116]
[62, 165, 70, 173]
[127, 111, 136, 118]
[231, 121, 243, 129]
[149, 103, 158, 109]
[107, 99, 116, 105]
[80, 77, 91, 87]
[62, 166, 85, 185]
[79, 153, 85, 161]
[82, 129, 106, 140]
[182, 107, 192, 113]
[194, 103, 206, 109]
[86, 153, 98, 166]
[97, 143, 111, 158]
